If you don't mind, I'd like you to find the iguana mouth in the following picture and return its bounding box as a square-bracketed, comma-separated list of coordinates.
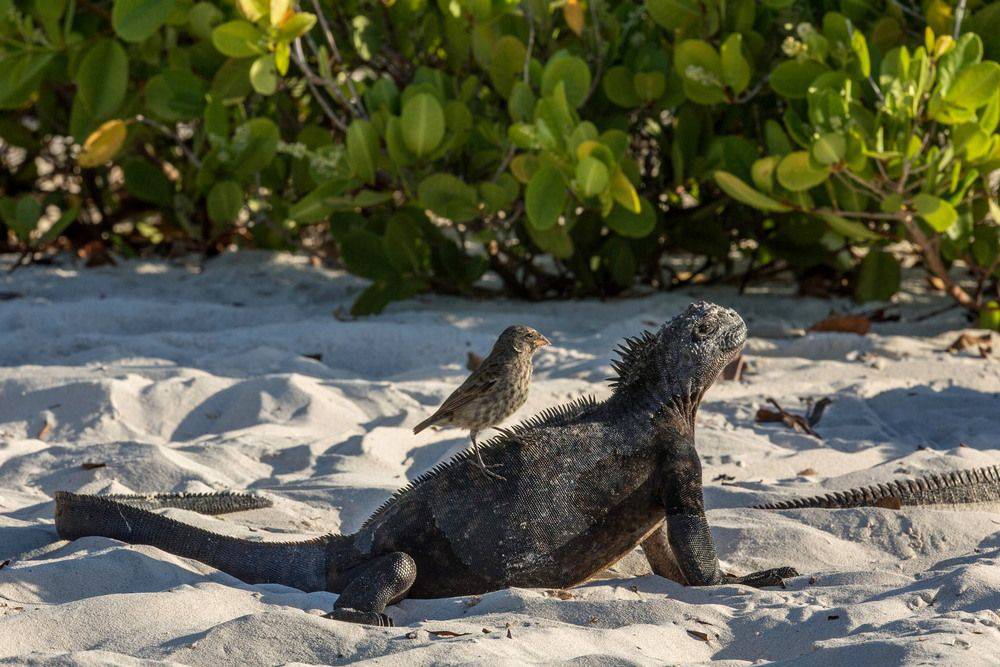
[721, 319, 747, 353]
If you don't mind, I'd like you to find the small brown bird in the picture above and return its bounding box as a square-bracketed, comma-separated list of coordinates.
[413, 325, 550, 479]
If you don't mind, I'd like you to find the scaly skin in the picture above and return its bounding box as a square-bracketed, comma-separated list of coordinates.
[55, 302, 995, 626]
[752, 465, 1000, 510]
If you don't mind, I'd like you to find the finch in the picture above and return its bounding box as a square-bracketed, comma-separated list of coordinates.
[413, 325, 549, 479]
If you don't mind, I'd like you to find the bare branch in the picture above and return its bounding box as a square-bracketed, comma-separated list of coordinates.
[291, 42, 349, 132]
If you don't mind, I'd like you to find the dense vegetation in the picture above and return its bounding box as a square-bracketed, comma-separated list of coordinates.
[1, 0, 998, 323]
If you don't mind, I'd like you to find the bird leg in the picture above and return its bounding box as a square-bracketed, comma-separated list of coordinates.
[469, 432, 505, 481]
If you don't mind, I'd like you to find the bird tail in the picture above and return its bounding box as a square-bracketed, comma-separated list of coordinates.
[412, 413, 442, 434]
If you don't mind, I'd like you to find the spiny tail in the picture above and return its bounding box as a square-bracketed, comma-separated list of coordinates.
[100, 491, 273, 515]
[753, 465, 1000, 510]
[55, 492, 330, 591]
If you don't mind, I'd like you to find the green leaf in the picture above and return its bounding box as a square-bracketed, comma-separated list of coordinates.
[720, 34, 751, 94]
[525, 223, 574, 259]
[633, 72, 666, 102]
[350, 280, 417, 317]
[603, 66, 640, 107]
[645, 0, 700, 31]
[340, 229, 395, 281]
[769, 60, 828, 99]
[600, 237, 636, 288]
[0, 52, 55, 110]
[674, 40, 724, 105]
[346, 119, 379, 184]
[112, 0, 176, 42]
[384, 214, 426, 273]
[400, 93, 445, 157]
[5, 196, 41, 241]
[855, 249, 900, 302]
[288, 181, 344, 223]
[944, 62, 1000, 110]
[810, 132, 845, 165]
[122, 157, 174, 207]
[608, 168, 641, 213]
[776, 152, 830, 191]
[479, 179, 518, 214]
[69, 39, 129, 140]
[38, 203, 80, 246]
[488, 36, 527, 98]
[912, 194, 958, 232]
[764, 119, 793, 155]
[508, 81, 536, 121]
[276, 12, 317, 41]
[207, 180, 243, 226]
[605, 196, 656, 238]
[972, 226, 999, 268]
[714, 171, 792, 212]
[850, 30, 870, 78]
[980, 300, 1000, 331]
[231, 117, 280, 179]
[385, 117, 415, 168]
[751, 156, 780, 193]
[189, 2, 224, 40]
[418, 174, 480, 222]
[210, 58, 254, 103]
[541, 56, 592, 108]
[212, 20, 265, 58]
[365, 77, 400, 114]
[820, 214, 882, 241]
[970, 3, 1000, 61]
[575, 156, 609, 197]
[352, 190, 393, 208]
[525, 165, 566, 230]
[250, 55, 278, 95]
[152, 70, 208, 121]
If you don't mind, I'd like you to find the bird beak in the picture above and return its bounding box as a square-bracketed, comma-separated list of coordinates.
[537, 335, 550, 348]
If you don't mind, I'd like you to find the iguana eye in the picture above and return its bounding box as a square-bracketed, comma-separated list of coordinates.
[693, 321, 713, 339]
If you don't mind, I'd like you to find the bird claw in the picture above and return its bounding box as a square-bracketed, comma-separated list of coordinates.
[468, 458, 506, 481]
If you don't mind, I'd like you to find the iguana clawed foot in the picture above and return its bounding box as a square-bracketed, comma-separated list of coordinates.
[324, 608, 394, 627]
[724, 566, 799, 588]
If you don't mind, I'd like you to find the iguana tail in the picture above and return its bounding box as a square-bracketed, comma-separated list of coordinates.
[55, 492, 331, 591]
[97, 491, 273, 514]
[753, 465, 1000, 510]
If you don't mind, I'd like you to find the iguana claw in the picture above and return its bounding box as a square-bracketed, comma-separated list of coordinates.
[323, 608, 394, 627]
[727, 566, 799, 588]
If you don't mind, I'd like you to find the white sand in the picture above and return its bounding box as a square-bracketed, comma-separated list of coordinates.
[0, 252, 998, 665]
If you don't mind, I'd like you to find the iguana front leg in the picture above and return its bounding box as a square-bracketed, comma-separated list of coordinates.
[640, 523, 687, 584]
[663, 451, 798, 588]
[324, 552, 417, 627]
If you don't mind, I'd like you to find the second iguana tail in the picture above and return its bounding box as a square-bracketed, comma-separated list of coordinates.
[54, 492, 331, 591]
[753, 465, 1000, 510]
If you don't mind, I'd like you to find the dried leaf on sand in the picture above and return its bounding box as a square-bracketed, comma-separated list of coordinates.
[808, 314, 871, 335]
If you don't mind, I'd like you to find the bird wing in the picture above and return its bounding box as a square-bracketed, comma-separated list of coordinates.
[434, 375, 497, 416]
[412, 375, 497, 434]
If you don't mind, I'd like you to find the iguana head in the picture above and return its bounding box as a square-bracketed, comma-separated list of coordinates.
[610, 301, 746, 410]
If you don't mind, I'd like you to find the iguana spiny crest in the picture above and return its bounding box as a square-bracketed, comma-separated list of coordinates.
[609, 301, 746, 417]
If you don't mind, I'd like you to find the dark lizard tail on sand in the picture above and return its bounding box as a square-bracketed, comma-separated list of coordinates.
[92, 491, 274, 514]
[753, 465, 1000, 510]
[54, 491, 331, 591]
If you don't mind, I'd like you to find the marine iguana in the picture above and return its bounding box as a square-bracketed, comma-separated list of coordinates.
[53, 302, 1000, 626]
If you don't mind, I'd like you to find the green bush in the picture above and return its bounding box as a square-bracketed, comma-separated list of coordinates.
[0, 0, 998, 319]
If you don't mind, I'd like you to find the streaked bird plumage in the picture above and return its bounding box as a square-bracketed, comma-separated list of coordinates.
[413, 324, 549, 478]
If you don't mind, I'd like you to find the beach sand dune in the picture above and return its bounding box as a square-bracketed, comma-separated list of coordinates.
[1, 253, 998, 665]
